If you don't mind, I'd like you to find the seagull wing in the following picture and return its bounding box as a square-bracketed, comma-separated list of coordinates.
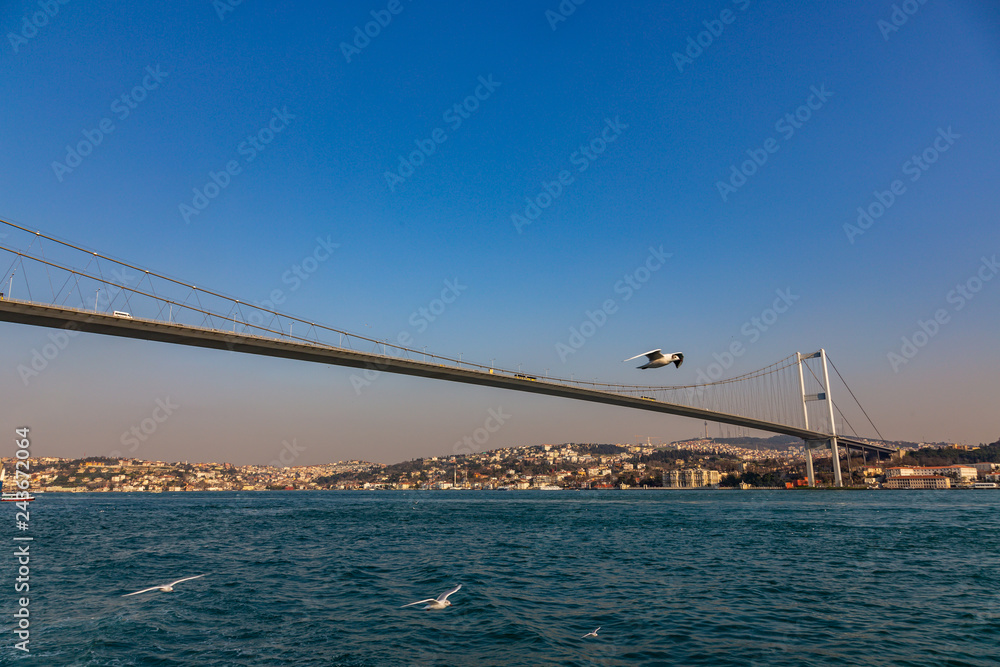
[437, 584, 462, 602]
[401, 598, 436, 608]
[623, 349, 662, 362]
[123, 586, 161, 597]
[167, 574, 206, 587]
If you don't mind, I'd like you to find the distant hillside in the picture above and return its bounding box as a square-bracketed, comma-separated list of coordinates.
[902, 438, 1000, 466]
[671, 435, 800, 450]
[708, 435, 799, 449]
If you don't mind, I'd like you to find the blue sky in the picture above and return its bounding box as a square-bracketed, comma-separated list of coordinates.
[2, 0, 998, 464]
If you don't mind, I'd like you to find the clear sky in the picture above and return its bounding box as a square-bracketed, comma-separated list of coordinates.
[2, 0, 998, 465]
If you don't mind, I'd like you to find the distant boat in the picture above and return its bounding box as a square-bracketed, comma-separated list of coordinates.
[0, 467, 34, 502]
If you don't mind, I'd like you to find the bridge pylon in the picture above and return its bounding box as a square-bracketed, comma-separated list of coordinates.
[797, 349, 843, 487]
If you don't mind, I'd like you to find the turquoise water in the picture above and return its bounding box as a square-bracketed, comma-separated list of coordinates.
[3, 490, 998, 665]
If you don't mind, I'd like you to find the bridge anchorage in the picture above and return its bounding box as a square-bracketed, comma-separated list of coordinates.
[0, 218, 894, 485]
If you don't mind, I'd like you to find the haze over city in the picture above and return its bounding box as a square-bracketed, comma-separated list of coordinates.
[2, 0, 998, 466]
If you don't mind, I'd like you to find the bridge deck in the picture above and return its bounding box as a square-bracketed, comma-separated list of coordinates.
[0, 300, 895, 454]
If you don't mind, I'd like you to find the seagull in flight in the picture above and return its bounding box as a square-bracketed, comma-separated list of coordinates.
[122, 574, 207, 597]
[401, 584, 461, 610]
[582, 627, 601, 638]
[623, 349, 683, 369]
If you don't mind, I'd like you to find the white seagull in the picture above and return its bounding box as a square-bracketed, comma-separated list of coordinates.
[401, 584, 462, 610]
[122, 574, 207, 597]
[582, 627, 601, 638]
[623, 349, 683, 369]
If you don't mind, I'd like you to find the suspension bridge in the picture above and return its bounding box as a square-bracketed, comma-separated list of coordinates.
[0, 219, 894, 486]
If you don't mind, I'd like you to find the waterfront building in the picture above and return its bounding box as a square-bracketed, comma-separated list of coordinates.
[885, 465, 977, 483]
[665, 468, 720, 488]
[883, 475, 951, 489]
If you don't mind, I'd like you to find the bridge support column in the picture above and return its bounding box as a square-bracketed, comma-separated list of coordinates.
[820, 349, 842, 488]
[805, 446, 815, 487]
[831, 437, 843, 487]
[804, 439, 829, 487]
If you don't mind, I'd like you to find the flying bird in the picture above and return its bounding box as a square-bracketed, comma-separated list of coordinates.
[401, 584, 462, 610]
[122, 574, 207, 597]
[582, 627, 601, 638]
[623, 349, 683, 369]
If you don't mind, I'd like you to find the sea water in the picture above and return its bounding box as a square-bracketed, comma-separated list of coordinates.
[3, 490, 998, 666]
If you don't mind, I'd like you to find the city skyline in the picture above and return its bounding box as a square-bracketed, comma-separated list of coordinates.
[14, 436, 999, 493]
[2, 0, 999, 465]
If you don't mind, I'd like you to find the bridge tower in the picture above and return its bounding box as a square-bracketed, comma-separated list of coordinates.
[797, 349, 842, 488]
